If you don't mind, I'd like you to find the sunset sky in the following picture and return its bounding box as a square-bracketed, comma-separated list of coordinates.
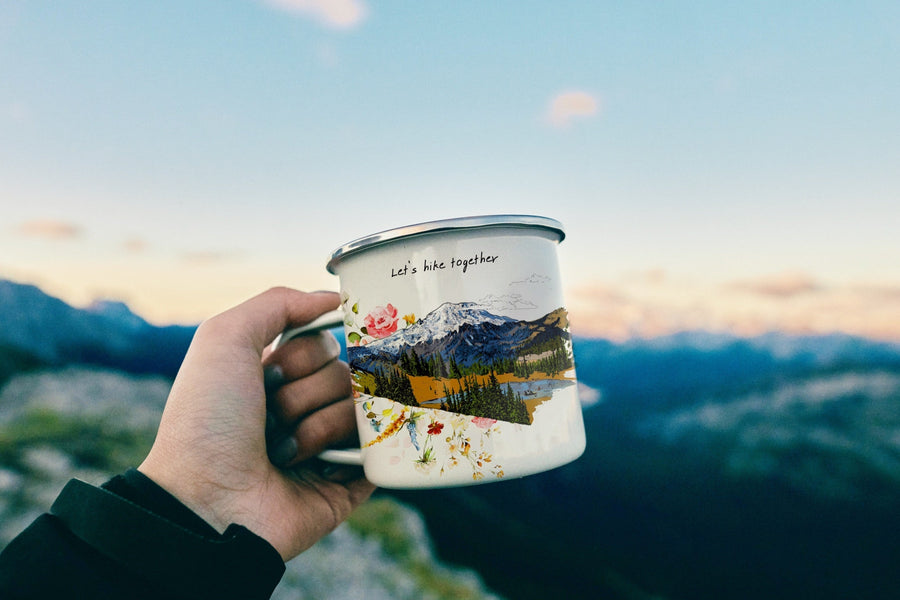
[2, 1, 898, 340]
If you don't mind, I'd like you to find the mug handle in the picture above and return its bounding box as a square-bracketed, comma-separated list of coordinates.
[273, 308, 345, 349]
[272, 308, 365, 467]
[318, 448, 364, 465]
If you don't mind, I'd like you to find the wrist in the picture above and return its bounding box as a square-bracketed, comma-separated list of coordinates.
[136, 459, 248, 536]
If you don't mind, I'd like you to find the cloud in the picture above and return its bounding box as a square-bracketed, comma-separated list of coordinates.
[578, 382, 602, 408]
[622, 268, 668, 285]
[510, 273, 551, 286]
[179, 251, 239, 265]
[729, 272, 822, 298]
[567, 274, 900, 342]
[849, 283, 900, 302]
[567, 282, 687, 340]
[122, 238, 149, 253]
[16, 219, 82, 240]
[547, 90, 599, 128]
[476, 293, 537, 312]
[261, 0, 368, 29]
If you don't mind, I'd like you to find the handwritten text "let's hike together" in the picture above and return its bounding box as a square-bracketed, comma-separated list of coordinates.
[391, 251, 500, 277]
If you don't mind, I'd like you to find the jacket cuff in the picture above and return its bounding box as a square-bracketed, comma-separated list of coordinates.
[50, 477, 285, 600]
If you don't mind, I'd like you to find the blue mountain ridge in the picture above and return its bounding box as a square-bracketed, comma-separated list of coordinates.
[3, 277, 899, 385]
[0, 279, 194, 380]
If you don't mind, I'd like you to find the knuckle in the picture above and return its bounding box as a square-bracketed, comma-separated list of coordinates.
[295, 416, 332, 459]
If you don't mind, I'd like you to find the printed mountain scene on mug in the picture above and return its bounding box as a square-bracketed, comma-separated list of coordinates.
[344, 299, 576, 426]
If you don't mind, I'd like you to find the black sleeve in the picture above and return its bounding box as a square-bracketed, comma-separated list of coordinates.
[0, 469, 285, 600]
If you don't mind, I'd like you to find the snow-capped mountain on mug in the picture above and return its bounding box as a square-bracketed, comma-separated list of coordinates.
[357, 301, 516, 354]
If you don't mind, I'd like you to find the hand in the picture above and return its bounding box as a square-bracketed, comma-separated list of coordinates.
[138, 287, 375, 561]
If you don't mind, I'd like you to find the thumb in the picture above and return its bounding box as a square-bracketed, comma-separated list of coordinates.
[213, 288, 341, 353]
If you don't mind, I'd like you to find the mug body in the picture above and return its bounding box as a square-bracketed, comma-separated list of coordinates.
[328, 215, 585, 488]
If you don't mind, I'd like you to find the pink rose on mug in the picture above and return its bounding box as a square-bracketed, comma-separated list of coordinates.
[364, 304, 399, 338]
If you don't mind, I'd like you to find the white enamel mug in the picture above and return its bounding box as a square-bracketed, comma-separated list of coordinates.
[279, 215, 585, 489]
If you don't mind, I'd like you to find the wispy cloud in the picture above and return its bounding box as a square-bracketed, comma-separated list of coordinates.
[568, 281, 680, 340]
[476, 293, 537, 312]
[16, 219, 82, 241]
[849, 283, 900, 302]
[179, 250, 241, 266]
[510, 273, 551, 286]
[546, 90, 599, 128]
[729, 271, 822, 297]
[578, 382, 602, 408]
[567, 272, 900, 341]
[261, 0, 368, 29]
[122, 237, 149, 254]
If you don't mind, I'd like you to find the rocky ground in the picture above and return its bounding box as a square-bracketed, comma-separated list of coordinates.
[0, 367, 502, 600]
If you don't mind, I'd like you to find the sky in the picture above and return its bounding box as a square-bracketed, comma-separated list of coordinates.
[1, 1, 898, 340]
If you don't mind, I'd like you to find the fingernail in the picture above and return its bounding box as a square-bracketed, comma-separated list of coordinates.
[263, 365, 284, 390]
[323, 331, 341, 356]
[269, 435, 298, 466]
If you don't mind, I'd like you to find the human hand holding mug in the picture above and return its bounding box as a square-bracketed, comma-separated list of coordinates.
[278, 215, 586, 489]
[138, 288, 375, 561]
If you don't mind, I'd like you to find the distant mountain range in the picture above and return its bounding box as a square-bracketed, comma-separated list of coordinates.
[4, 277, 900, 599]
[0, 279, 194, 384]
[3, 278, 897, 385]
